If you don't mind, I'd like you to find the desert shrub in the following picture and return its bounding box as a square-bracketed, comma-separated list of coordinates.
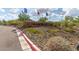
[47, 21, 53, 26]
[6, 20, 25, 28]
[64, 27, 75, 33]
[53, 22, 61, 27]
[16, 20, 24, 28]
[25, 28, 43, 34]
[66, 21, 76, 28]
[47, 29, 60, 33]
[7, 20, 17, 25]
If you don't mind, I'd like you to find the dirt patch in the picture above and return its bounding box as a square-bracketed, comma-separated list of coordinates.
[23, 27, 79, 51]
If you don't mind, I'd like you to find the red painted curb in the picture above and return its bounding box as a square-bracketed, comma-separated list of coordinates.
[17, 29, 41, 51]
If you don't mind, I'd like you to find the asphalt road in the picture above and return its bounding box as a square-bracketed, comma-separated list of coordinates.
[0, 25, 22, 51]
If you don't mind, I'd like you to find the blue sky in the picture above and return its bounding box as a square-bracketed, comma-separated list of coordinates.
[0, 8, 79, 21]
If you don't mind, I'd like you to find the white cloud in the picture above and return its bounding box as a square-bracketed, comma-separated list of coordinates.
[0, 13, 18, 20]
[63, 8, 71, 11]
[0, 16, 5, 20]
[6, 13, 18, 19]
[62, 8, 79, 17]
[0, 8, 21, 20]
[64, 8, 79, 16]
[0, 8, 5, 12]
[1, 8, 79, 21]
[9, 8, 20, 14]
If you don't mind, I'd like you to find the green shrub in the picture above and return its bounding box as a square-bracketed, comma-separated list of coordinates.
[18, 12, 30, 21]
[16, 21, 24, 28]
[25, 28, 43, 34]
[38, 17, 48, 23]
[47, 29, 60, 33]
[64, 27, 75, 33]
[7, 20, 17, 25]
[53, 22, 61, 27]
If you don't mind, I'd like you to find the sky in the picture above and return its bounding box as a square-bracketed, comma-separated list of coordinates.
[0, 8, 79, 21]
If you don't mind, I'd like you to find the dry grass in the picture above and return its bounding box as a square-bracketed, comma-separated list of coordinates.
[64, 27, 75, 33]
[43, 36, 73, 51]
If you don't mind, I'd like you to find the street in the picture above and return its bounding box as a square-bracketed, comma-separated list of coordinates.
[0, 25, 22, 51]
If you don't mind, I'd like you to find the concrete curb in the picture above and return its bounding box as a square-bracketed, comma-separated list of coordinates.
[16, 29, 41, 51]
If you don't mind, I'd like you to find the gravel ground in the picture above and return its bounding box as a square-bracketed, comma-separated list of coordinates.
[23, 27, 79, 51]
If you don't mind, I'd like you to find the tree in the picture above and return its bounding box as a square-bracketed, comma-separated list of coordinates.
[64, 16, 74, 27]
[2, 20, 7, 25]
[75, 16, 79, 22]
[18, 12, 30, 21]
[0, 20, 2, 25]
[39, 17, 48, 23]
[65, 16, 74, 22]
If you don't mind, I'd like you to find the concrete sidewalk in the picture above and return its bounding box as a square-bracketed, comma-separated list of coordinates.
[0, 25, 22, 51]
